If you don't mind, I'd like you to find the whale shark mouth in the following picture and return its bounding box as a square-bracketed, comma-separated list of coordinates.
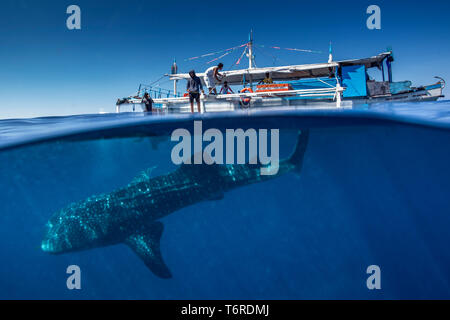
[41, 237, 72, 254]
[41, 239, 56, 253]
[41, 221, 62, 253]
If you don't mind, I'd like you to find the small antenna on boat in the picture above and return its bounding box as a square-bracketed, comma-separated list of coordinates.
[328, 41, 333, 63]
[171, 58, 178, 96]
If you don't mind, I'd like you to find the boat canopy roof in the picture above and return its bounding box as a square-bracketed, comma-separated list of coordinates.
[169, 52, 392, 86]
[338, 52, 392, 68]
[170, 62, 339, 86]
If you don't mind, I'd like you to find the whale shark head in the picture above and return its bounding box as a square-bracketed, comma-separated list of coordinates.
[41, 203, 96, 254]
[41, 198, 173, 278]
[42, 210, 76, 254]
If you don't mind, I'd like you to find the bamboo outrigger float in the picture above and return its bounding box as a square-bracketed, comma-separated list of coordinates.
[116, 33, 445, 113]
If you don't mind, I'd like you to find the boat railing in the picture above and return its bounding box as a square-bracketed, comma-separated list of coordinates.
[137, 84, 182, 99]
[153, 85, 345, 107]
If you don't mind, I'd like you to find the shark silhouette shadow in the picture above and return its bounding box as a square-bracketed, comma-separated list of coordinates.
[41, 130, 309, 278]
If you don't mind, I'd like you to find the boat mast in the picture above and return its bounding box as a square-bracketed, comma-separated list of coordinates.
[246, 30, 255, 88]
[247, 30, 255, 69]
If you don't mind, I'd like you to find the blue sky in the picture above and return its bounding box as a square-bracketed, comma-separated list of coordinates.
[1, 0, 449, 118]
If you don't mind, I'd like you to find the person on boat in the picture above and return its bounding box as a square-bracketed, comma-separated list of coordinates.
[116, 98, 129, 105]
[258, 72, 273, 84]
[187, 70, 204, 113]
[142, 92, 153, 112]
[204, 63, 224, 95]
[219, 81, 234, 95]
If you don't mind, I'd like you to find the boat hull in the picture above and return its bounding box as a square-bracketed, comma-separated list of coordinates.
[116, 82, 443, 113]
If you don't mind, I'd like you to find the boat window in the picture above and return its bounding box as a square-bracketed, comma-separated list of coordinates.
[366, 66, 384, 82]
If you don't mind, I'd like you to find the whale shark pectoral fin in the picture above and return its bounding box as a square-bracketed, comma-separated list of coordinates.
[124, 221, 172, 279]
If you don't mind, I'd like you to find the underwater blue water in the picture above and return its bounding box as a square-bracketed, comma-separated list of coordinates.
[0, 101, 450, 299]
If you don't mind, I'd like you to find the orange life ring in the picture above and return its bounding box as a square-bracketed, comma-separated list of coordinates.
[240, 88, 253, 107]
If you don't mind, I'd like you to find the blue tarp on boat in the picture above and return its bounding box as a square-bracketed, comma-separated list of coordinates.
[341, 65, 367, 98]
[285, 65, 368, 99]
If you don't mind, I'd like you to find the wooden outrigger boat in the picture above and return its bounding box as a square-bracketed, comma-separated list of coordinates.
[116, 34, 445, 113]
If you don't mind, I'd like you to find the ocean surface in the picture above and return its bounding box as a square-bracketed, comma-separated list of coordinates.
[0, 101, 449, 300]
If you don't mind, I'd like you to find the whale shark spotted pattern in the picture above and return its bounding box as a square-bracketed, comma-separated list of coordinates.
[41, 130, 309, 278]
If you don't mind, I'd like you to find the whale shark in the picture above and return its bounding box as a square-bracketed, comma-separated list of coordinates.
[41, 130, 309, 278]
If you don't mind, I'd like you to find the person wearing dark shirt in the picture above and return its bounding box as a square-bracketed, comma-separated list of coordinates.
[186, 70, 204, 113]
[142, 92, 153, 112]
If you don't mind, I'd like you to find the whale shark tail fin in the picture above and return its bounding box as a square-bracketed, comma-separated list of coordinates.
[288, 129, 309, 175]
[125, 221, 172, 279]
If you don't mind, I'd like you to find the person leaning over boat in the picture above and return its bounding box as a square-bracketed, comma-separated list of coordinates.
[187, 70, 204, 113]
[142, 92, 153, 112]
[258, 72, 273, 84]
[204, 63, 224, 95]
[219, 81, 234, 94]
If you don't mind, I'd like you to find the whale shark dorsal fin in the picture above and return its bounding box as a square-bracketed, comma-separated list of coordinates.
[124, 221, 172, 279]
[130, 166, 157, 185]
[288, 130, 309, 175]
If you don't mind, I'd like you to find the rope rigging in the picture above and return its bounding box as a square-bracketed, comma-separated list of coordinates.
[231, 46, 248, 69]
[258, 44, 322, 54]
[142, 39, 326, 94]
[182, 41, 324, 70]
[185, 43, 247, 62]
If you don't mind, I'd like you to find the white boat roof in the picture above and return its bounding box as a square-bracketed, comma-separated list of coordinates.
[338, 52, 392, 68]
[169, 52, 392, 86]
[170, 62, 339, 85]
